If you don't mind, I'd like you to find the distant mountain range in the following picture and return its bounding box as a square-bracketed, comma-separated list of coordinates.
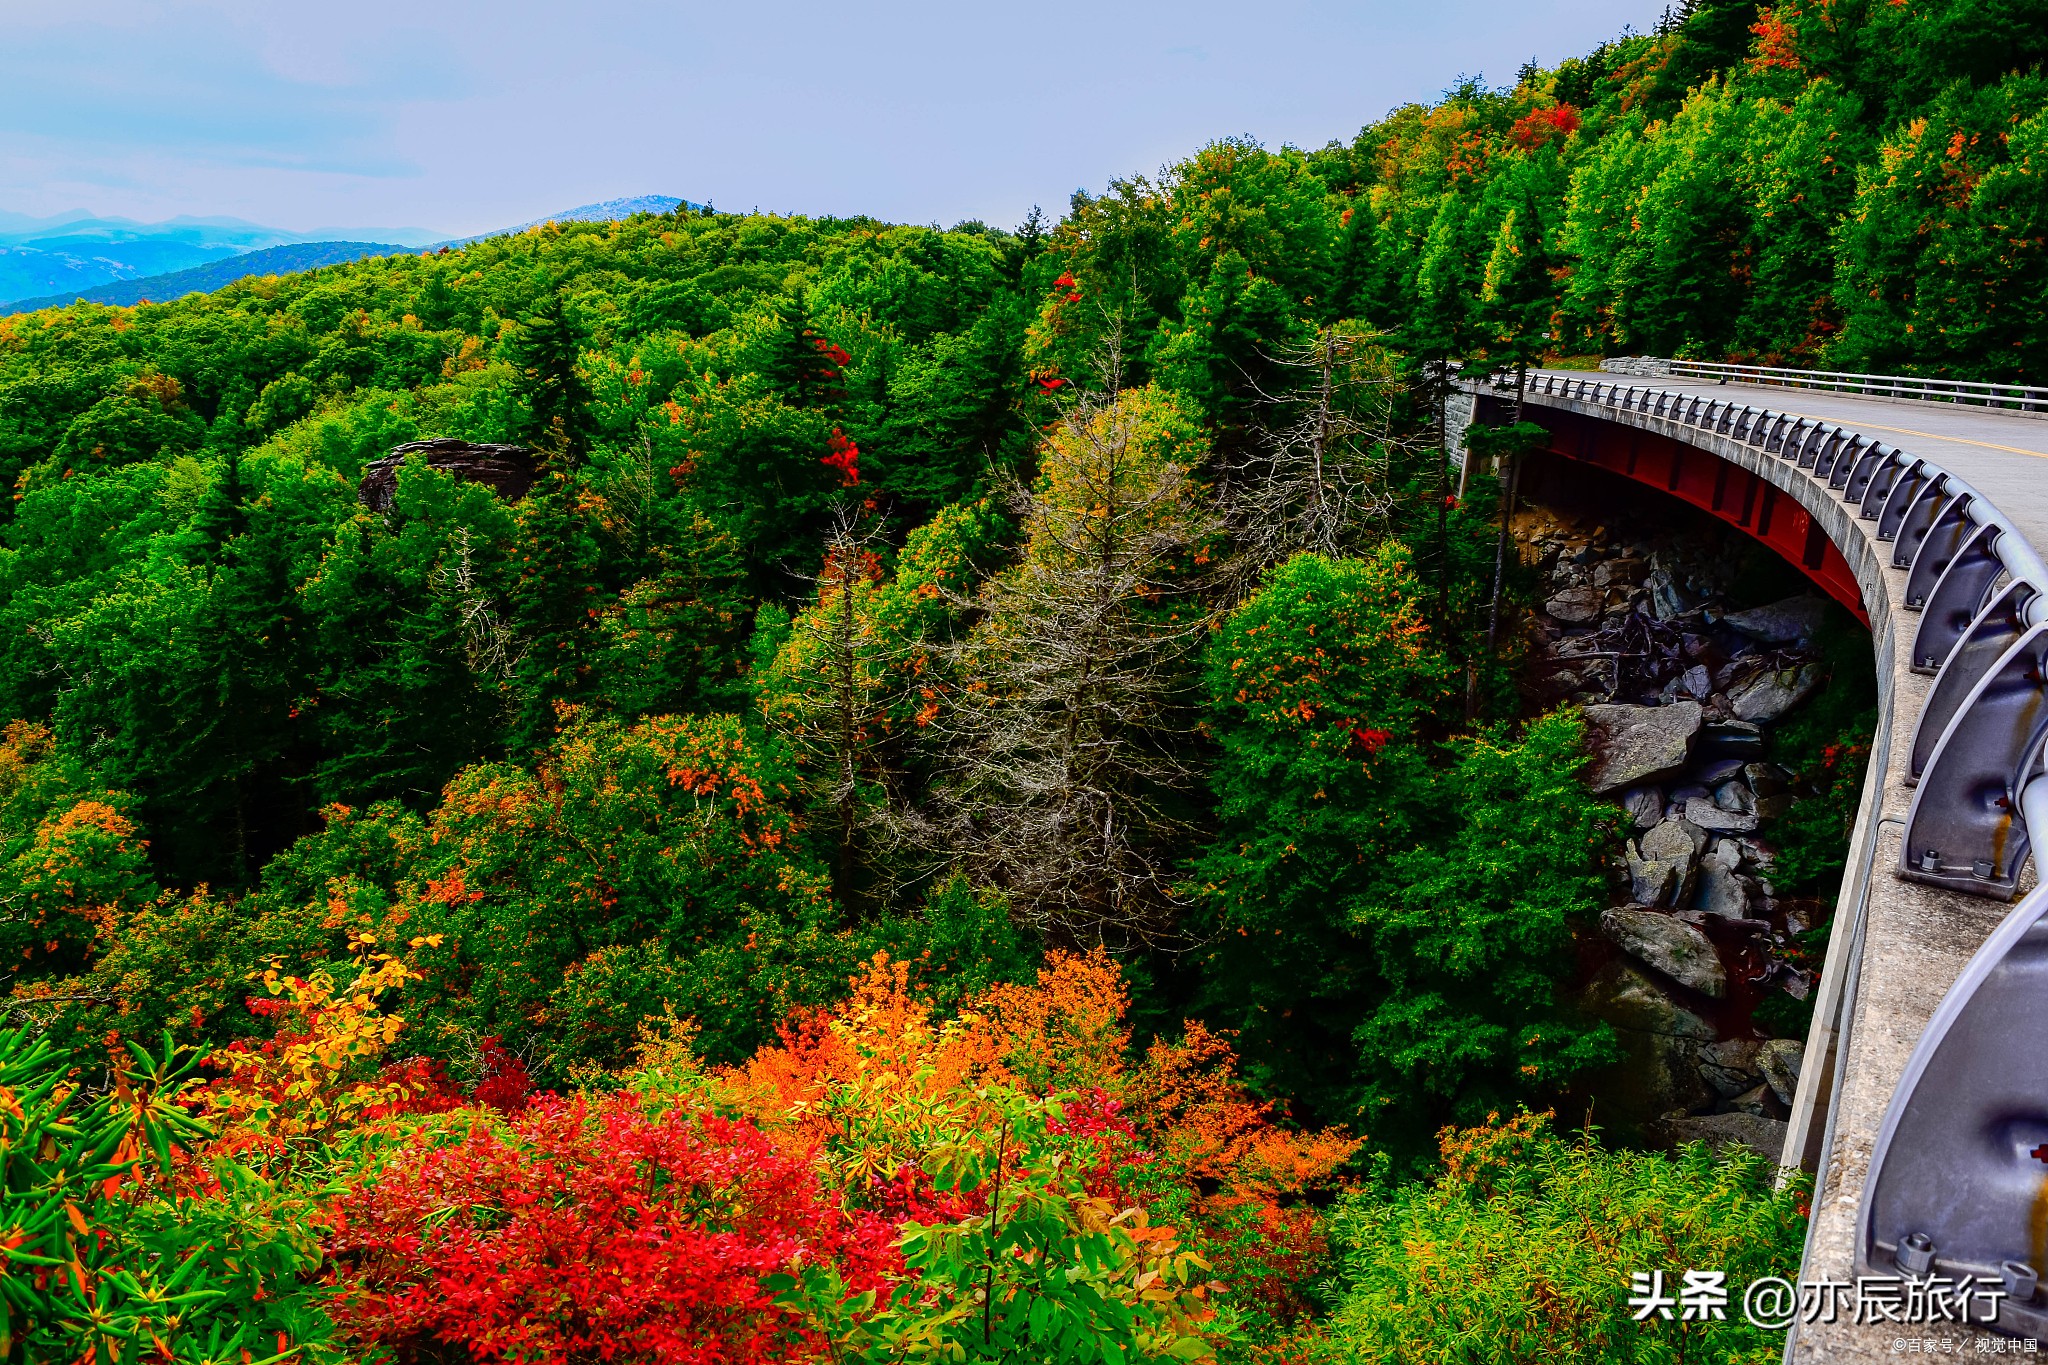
[0, 211, 440, 309]
[0, 196, 697, 315]
[4, 242, 413, 313]
[435, 195, 694, 248]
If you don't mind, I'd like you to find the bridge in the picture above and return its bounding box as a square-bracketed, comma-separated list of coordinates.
[1458, 360, 2048, 1358]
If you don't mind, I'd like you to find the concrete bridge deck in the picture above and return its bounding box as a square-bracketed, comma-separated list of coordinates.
[1471, 368, 2048, 1359]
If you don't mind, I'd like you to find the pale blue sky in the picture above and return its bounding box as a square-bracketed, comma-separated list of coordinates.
[3, 0, 1659, 239]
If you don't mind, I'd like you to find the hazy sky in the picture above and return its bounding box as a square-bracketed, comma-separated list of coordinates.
[2, 0, 1659, 238]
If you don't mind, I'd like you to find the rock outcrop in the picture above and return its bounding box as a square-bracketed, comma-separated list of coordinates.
[359, 439, 537, 513]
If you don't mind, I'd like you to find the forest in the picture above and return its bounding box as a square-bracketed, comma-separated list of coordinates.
[0, 0, 2039, 1360]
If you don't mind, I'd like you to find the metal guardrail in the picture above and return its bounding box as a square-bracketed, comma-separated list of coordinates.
[1498, 371, 2048, 903]
[1502, 370, 2048, 1336]
[1604, 357, 2048, 415]
[1855, 860, 2048, 1336]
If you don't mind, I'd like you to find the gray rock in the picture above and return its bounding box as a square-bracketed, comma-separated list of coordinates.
[1595, 558, 1646, 589]
[1729, 663, 1826, 723]
[1727, 1083, 1776, 1117]
[1581, 700, 1703, 794]
[1684, 795, 1759, 834]
[1698, 720, 1766, 757]
[1744, 762, 1792, 797]
[1723, 595, 1828, 646]
[1732, 836, 1776, 871]
[1716, 656, 1764, 690]
[1626, 847, 1679, 906]
[1696, 758, 1748, 786]
[1601, 907, 1728, 998]
[1546, 584, 1603, 623]
[1656, 1112, 1789, 1157]
[1693, 841, 1755, 916]
[1682, 664, 1712, 699]
[1694, 864, 1754, 917]
[1646, 569, 1697, 620]
[1637, 818, 1703, 903]
[1755, 793, 1796, 820]
[1698, 1039, 1764, 1098]
[1640, 817, 1706, 862]
[1579, 961, 1718, 1041]
[1713, 780, 1756, 815]
[1621, 785, 1664, 830]
[1756, 1038, 1804, 1105]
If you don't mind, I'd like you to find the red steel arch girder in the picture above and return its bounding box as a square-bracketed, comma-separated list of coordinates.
[1513, 404, 1870, 626]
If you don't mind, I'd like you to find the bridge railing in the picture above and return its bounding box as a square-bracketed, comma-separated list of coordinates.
[1499, 368, 2048, 1336]
[1600, 356, 2048, 415]
[1491, 370, 2048, 905]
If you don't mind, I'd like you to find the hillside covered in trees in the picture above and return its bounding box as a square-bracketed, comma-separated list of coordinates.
[0, 0, 2034, 1360]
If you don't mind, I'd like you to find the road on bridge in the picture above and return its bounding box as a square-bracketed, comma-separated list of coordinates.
[1537, 370, 2048, 554]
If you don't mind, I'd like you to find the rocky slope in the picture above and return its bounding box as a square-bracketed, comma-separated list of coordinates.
[1516, 497, 1851, 1156]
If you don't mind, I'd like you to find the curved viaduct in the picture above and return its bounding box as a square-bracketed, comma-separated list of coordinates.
[1459, 364, 2048, 1358]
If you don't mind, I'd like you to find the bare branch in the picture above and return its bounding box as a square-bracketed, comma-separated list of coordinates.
[895, 384, 1221, 950]
[1220, 325, 1416, 597]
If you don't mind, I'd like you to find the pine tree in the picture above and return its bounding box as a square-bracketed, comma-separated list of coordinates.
[508, 290, 595, 467]
[505, 477, 609, 752]
[1410, 194, 1483, 616]
[758, 296, 848, 412]
[764, 509, 888, 910]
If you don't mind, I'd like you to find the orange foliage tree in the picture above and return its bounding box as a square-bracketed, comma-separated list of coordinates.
[706, 949, 1359, 1348]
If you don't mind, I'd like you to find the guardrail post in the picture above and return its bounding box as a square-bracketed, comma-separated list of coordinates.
[1908, 582, 2040, 786]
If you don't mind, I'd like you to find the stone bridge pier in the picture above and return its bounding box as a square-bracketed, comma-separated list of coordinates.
[1459, 365, 2048, 1359]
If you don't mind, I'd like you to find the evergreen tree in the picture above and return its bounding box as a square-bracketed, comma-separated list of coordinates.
[508, 290, 595, 466]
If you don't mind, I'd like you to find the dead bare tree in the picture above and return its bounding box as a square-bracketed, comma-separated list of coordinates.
[905, 376, 1221, 949]
[437, 526, 525, 686]
[1224, 324, 1410, 594]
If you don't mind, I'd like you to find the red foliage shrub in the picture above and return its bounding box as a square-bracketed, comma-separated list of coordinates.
[861, 1161, 979, 1225]
[331, 1093, 899, 1363]
[371, 1055, 468, 1117]
[1509, 104, 1581, 150]
[469, 1035, 533, 1113]
[821, 426, 860, 486]
[1047, 1086, 1151, 1204]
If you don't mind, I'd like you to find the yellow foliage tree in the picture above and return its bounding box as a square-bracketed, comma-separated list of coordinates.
[197, 930, 443, 1162]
